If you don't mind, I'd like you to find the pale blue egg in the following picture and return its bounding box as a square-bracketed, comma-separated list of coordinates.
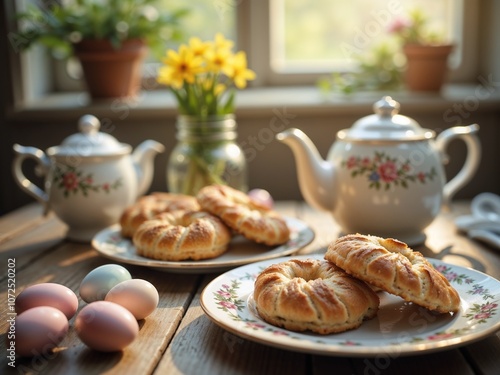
[79, 264, 132, 303]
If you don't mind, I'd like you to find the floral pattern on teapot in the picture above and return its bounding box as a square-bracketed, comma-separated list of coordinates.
[53, 165, 123, 197]
[341, 151, 437, 190]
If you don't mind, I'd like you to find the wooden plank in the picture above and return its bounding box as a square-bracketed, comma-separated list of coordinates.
[311, 355, 356, 374]
[0, 203, 67, 279]
[348, 349, 474, 375]
[0, 203, 46, 240]
[0, 215, 66, 253]
[154, 274, 309, 375]
[0, 242, 201, 375]
[295, 202, 341, 255]
[273, 200, 301, 217]
[460, 333, 500, 375]
[0, 218, 66, 277]
[419, 201, 500, 280]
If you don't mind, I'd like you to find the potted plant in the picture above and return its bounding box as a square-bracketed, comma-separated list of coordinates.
[14, 0, 187, 99]
[388, 9, 454, 92]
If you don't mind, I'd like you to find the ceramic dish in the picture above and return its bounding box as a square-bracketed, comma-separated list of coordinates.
[200, 254, 500, 356]
[91, 217, 314, 273]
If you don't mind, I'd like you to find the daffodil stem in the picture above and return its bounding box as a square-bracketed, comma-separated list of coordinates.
[181, 154, 226, 195]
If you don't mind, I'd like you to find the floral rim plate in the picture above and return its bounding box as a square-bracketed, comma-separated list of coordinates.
[200, 254, 500, 356]
[91, 217, 314, 273]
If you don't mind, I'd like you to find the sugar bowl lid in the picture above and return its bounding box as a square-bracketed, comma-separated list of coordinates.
[48, 115, 131, 157]
[337, 96, 435, 141]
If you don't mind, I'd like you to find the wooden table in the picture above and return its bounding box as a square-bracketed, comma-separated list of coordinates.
[1, 201, 499, 375]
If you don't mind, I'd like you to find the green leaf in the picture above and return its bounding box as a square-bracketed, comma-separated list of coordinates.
[221, 90, 236, 115]
[14, 0, 189, 53]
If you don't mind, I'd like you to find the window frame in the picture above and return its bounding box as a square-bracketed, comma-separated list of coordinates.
[241, 0, 479, 87]
[5, 0, 481, 105]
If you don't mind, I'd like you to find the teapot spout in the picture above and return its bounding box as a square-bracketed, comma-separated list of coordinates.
[276, 128, 335, 212]
[132, 140, 165, 197]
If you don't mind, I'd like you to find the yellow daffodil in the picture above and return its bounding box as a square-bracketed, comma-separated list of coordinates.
[213, 32, 234, 52]
[205, 47, 233, 75]
[157, 66, 180, 89]
[214, 83, 226, 96]
[158, 45, 204, 89]
[188, 36, 211, 58]
[230, 51, 256, 89]
[157, 34, 256, 116]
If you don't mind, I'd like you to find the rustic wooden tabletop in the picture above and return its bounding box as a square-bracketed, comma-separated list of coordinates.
[1, 201, 499, 375]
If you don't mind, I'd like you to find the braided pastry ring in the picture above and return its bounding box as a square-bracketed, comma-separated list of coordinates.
[196, 185, 290, 246]
[132, 210, 231, 261]
[325, 234, 460, 313]
[120, 192, 200, 237]
[254, 258, 379, 334]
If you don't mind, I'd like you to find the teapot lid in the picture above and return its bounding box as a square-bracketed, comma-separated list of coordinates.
[338, 96, 435, 141]
[49, 115, 131, 156]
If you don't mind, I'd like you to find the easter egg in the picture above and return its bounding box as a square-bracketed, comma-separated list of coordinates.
[79, 264, 131, 303]
[105, 279, 159, 320]
[15, 283, 79, 319]
[75, 301, 139, 352]
[14, 306, 69, 357]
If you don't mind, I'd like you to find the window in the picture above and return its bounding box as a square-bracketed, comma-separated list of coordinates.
[270, 0, 456, 73]
[9, 0, 476, 100]
[157, 0, 236, 45]
[249, 0, 471, 85]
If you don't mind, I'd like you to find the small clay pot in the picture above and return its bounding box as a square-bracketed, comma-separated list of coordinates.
[73, 39, 148, 99]
[403, 44, 454, 92]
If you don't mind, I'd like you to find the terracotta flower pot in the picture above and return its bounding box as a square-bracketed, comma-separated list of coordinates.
[403, 44, 454, 92]
[73, 39, 148, 99]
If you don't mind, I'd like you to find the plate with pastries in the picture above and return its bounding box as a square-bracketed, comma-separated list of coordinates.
[92, 185, 314, 273]
[200, 234, 500, 356]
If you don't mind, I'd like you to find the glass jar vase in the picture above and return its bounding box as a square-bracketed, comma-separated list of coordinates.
[167, 115, 248, 195]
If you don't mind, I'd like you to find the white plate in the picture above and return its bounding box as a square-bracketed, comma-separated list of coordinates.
[200, 254, 500, 356]
[91, 217, 314, 273]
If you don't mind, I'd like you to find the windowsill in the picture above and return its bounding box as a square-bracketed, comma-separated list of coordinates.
[8, 84, 500, 123]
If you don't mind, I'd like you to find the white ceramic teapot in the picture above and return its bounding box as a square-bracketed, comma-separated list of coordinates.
[12, 115, 165, 242]
[277, 96, 481, 245]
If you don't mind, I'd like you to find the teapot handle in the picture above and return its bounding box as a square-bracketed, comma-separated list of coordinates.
[12, 144, 51, 212]
[435, 124, 481, 206]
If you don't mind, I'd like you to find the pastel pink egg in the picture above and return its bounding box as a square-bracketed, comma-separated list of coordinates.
[248, 188, 274, 209]
[105, 279, 159, 320]
[14, 306, 69, 357]
[75, 301, 139, 352]
[15, 283, 79, 319]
